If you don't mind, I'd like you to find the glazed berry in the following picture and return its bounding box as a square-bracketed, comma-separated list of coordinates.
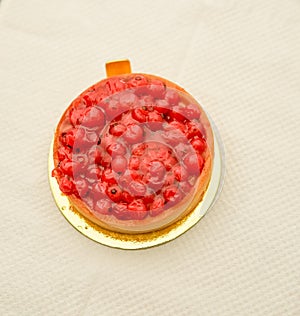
[128, 156, 140, 170]
[149, 196, 165, 217]
[147, 110, 163, 131]
[128, 200, 147, 220]
[85, 166, 102, 183]
[173, 164, 188, 182]
[109, 122, 126, 136]
[106, 142, 126, 156]
[94, 199, 112, 215]
[74, 178, 89, 197]
[101, 168, 117, 185]
[148, 80, 166, 99]
[82, 107, 105, 129]
[129, 180, 146, 197]
[112, 202, 131, 220]
[191, 137, 206, 153]
[58, 177, 74, 195]
[121, 191, 134, 203]
[107, 185, 122, 202]
[91, 181, 107, 200]
[163, 185, 183, 206]
[185, 121, 203, 140]
[155, 99, 170, 114]
[123, 124, 143, 144]
[111, 155, 127, 174]
[165, 89, 180, 105]
[183, 153, 204, 173]
[105, 78, 126, 94]
[185, 104, 201, 120]
[57, 146, 72, 161]
[132, 108, 148, 122]
[148, 160, 166, 180]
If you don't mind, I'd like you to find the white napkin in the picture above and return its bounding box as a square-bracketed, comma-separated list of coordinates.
[0, 0, 299, 315]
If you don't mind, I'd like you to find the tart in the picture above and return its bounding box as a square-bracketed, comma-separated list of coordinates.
[52, 73, 214, 234]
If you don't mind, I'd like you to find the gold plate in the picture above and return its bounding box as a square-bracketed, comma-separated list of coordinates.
[48, 125, 224, 250]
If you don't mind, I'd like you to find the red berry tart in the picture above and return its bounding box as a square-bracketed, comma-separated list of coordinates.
[52, 72, 214, 233]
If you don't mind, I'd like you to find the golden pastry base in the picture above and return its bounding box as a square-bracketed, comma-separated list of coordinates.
[48, 125, 224, 250]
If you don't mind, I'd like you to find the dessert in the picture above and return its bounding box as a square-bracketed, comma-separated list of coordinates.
[52, 73, 214, 233]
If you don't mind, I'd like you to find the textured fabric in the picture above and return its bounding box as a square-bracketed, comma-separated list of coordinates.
[0, 0, 299, 315]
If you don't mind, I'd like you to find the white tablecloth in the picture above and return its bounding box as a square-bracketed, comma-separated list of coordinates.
[0, 0, 299, 315]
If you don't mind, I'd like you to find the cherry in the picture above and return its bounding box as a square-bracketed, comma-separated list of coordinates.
[69, 108, 85, 126]
[101, 168, 117, 185]
[185, 104, 201, 120]
[185, 121, 203, 140]
[58, 177, 74, 195]
[85, 166, 102, 183]
[57, 146, 72, 161]
[91, 181, 107, 200]
[119, 92, 138, 108]
[128, 200, 147, 220]
[164, 173, 176, 186]
[81, 107, 105, 129]
[179, 181, 192, 194]
[104, 99, 127, 120]
[60, 128, 76, 148]
[155, 99, 170, 114]
[173, 164, 188, 182]
[106, 142, 126, 156]
[165, 89, 180, 105]
[170, 106, 186, 122]
[121, 191, 134, 203]
[149, 196, 165, 217]
[51, 167, 62, 179]
[129, 180, 146, 196]
[164, 156, 177, 171]
[100, 152, 112, 168]
[191, 137, 206, 153]
[94, 198, 112, 215]
[128, 156, 140, 170]
[131, 143, 147, 156]
[162, 130, 186, 146]
[109, 122, 126, 136]
[105, 78, 126, 94]
[111, 155, 127, 174]
[60, 159, 78, 177]
[123, 124, 143, 144]
[163, 185, 183, 206]
[148, 160, 166, 180]
[132, 108, 148, 123]
[74, 178, 89, 197]
[147, 110, 163, 131]
[106, 185, 122, 202]
[112, 203, 131, 220]
[164, 121, 185, 133]
[183, 153, 204, 173]
[143, 191, 155, 205]
[148, 80, 166, 99]
[128, 75, 148, 93]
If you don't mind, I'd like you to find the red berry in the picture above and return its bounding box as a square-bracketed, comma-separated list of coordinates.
[132, 108, 148, 123]
[94, 199, 112, 215]
[60, 128, 76, 147]
[185, 121, 203, 139]
[164, 173, 176, 186]
[164, 156, 177, 171]
[59, 177, 74, 195]
[128, 156, 140, 170]
[57, 146, 72, 161]
[185, 104, 201, 120]
[155, 99, 170, 114]
[128, 200, 147, 220]
[51, 167, 62, 179]
[191, 137, 206, 153]
[85, 166, 102, 183]
[164, 121, 185, 133]
[106, 185, 122, 202]
[123, 124, 143, 144]
[165, 89, 180, 105]
[69, 108, 85, 126]
[143, 191, 155, 205]
[109, 122, 126, 136]
[91, 181, 107, 200]
[183, 153, 204, 173]
[121, 191, 134, 203]
[60, 159, 77, 177]
[173, 164, 188, 182]
[161, 130, 187, 146]
[82, 107, 105, 129]
[111, 155, 127, 174]
[112, 202, 131, 220]
[129, 180, 146, 196]
[170, 106, 186, 122]
[105, 78, 126, 94]
[106, 142, 127, 156]
[148, 160, 166, 180]
[148, 80, 166, 99]
[163, 185, 183, 206]
[147, 110, 163, 131]
[119, 92, 138, 108]
[149, 196, 165, 217]
[128, 75, 149, 94]
[101, 168, 117, 185]
[74, 178, 89, 197]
